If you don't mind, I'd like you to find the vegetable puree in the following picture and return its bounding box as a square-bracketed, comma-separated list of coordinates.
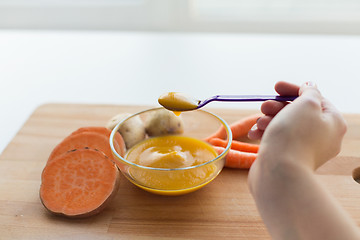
[125, 135, 220, 195]
[158, 92, 199, 112]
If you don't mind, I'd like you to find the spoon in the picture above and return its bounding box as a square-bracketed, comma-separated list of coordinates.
[158, 92, 297, 112]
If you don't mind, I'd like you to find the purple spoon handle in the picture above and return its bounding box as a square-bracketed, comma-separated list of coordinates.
[197, 95, 297, 108]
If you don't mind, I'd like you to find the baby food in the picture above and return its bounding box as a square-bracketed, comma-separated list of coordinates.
[124, 135, 221, 195]
[158, 92, 199, 112]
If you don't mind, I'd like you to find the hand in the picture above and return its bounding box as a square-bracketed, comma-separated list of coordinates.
[248, 81, 347, 169]
[247, 82, 360, 240]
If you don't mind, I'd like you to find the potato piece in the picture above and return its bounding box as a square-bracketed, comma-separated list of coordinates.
[106, 113, 146, 149]
[106, 113, 130, 131]
[145, 109, 184, 136]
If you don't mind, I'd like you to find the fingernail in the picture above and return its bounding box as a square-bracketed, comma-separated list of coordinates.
[251, 124, 258, 131]
[305, 81, 316, 87]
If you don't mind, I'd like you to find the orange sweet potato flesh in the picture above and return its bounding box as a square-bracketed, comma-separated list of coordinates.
[47, 127, 125, 164]
[71, 127, 125, 156]
[40, 148, 120, 218]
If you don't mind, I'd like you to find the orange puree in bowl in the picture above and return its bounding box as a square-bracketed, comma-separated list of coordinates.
[125, 135, 220, 195]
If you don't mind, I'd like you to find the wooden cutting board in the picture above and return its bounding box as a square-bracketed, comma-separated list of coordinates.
[0, 103, 359, 239]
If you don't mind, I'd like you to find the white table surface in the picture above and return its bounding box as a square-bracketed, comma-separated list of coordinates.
[1, 30, 360, 154]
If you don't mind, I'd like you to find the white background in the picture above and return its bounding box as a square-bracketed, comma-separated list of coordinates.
[1, 0, 360, 154]
[1, 31, 360, 154]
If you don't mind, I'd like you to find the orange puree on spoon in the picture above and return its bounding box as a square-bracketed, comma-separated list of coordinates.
[158, 92, 199, 112]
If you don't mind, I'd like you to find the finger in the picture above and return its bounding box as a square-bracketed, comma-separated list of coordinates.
[248, 124, 264, 140]
[261, 100, 288, 116]
[256, 115, 273, 131]
[275, 81, 300, 96]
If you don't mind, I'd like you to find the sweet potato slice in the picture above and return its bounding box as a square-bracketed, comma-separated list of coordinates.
[71, 126, 111, 136]
[70, 126, 126, 157]
[48, 130, 124, 164]
[40, 148, 120, 218]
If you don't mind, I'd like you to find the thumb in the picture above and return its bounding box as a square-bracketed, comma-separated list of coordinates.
[299, 81, 337, 114]
[299, 81, 322, 99]
[297, 81, 323, 109]
[300, 82, 346, 135]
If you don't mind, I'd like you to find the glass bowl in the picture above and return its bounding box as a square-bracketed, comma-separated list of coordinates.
[110, 107, 232, 196]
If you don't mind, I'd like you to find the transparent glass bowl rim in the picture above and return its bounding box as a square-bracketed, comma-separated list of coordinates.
[109, 107, 232, 171]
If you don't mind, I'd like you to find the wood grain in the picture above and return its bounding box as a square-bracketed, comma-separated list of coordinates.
[0, 103, 359, 239]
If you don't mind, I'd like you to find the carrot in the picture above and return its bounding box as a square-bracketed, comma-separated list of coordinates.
[214, 146, 257, 169]
[71, 126, 126, 156]
[205, 114, 261, 141]
[40, 148, 120, 218]
[208, 137, 259, 153]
